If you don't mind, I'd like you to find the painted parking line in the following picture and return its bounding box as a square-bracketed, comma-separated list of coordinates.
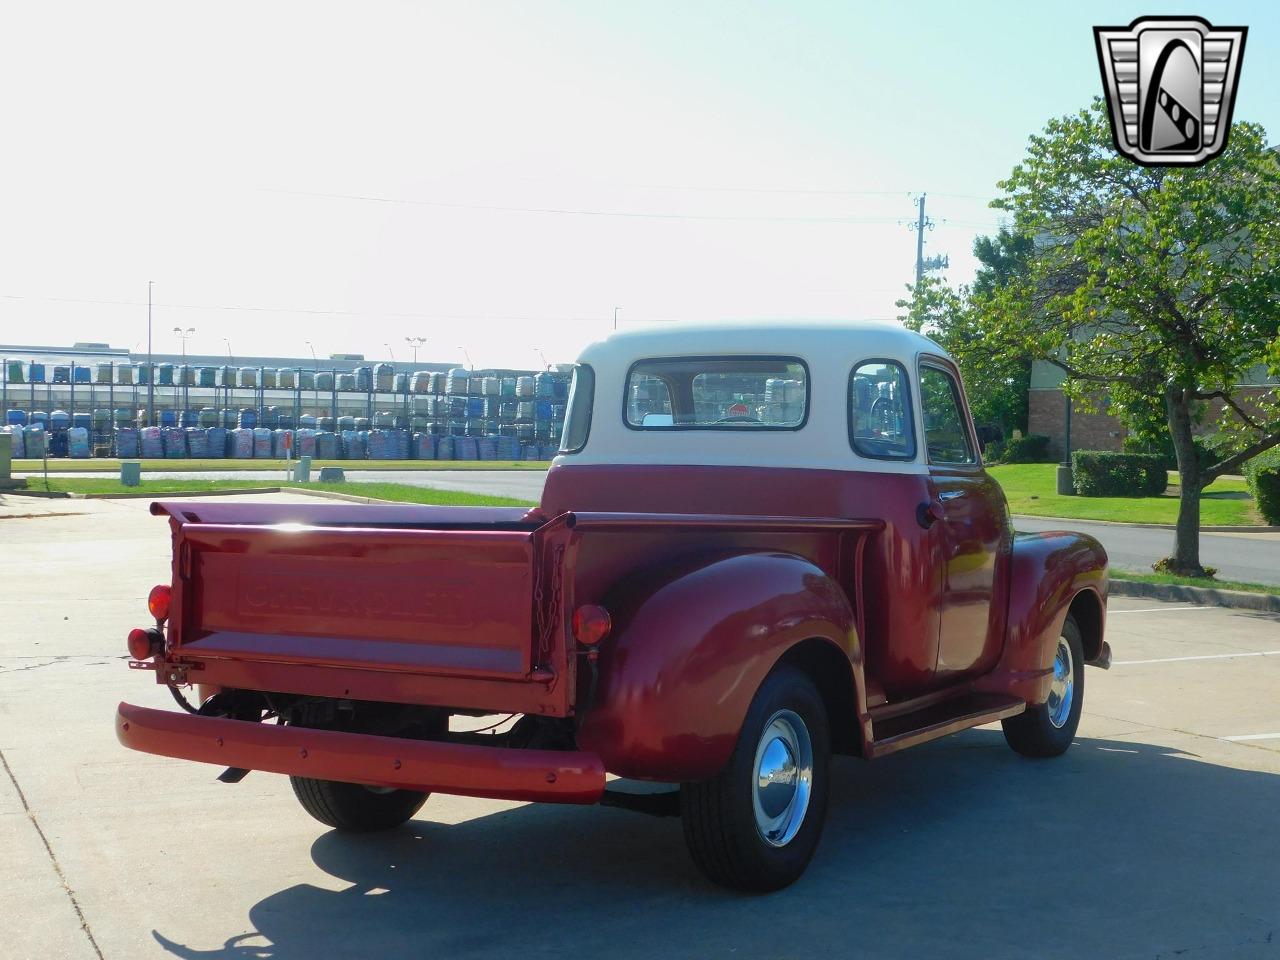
[1223, 732, 1280, 742]
[1114, 650, 1280, 665]
[1108, 606, 1214, 614]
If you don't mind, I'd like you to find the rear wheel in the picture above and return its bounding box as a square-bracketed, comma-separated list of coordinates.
[290, 776, 428, 832]
[681, 664, 831, 892]
[1002, 615, 1084, 758]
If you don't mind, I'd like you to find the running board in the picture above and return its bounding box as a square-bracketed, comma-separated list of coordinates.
[867, 693, 1025, 759]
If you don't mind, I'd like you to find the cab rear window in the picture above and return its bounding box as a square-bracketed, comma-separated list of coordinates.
[624, 357, 808, 430]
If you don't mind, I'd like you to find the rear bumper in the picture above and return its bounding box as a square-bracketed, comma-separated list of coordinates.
[116, 702, 606, 804]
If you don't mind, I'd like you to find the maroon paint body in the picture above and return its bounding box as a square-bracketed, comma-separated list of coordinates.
[119, 447, 1108, 800]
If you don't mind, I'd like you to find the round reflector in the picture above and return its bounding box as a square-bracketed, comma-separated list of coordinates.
[148, 584, 171, 622]
[572, 604, 612, 646]
[127, 628, 158, 661]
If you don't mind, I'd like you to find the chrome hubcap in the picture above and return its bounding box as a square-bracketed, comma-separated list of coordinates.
[1047, 635, 1075, 729]
[752, 710, 813, 847]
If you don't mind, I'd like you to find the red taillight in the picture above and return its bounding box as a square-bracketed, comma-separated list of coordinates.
[148, 584, 171, 622]
[127, 627, 162, 661]
[572, 604, 612, 647]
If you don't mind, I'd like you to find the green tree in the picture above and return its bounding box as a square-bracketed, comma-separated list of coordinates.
[899, 228, 1033, 438]
[987, 100, 1280, 575]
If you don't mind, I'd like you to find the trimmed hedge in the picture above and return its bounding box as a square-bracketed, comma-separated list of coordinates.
[1244, 448, 1280, 525]
[1071, 451, 1169, 497]
[991, 433, 1053, 464]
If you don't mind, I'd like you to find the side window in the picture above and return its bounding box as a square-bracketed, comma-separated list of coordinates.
[849, 361, 915, 460]
[919, 365, 976, 465]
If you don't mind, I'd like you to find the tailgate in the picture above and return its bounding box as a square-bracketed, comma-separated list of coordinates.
[170, 522, 542, 681]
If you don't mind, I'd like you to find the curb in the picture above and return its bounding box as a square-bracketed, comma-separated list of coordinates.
[286, 487, 398, 504]
[1012, 514, 1280, 534]
[80, 487, 285, 500]
[1110, 578, 1280, 613]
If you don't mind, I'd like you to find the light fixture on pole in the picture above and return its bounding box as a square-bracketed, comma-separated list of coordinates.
[172, 326, 195, 361]
[457, 346, 473, 372]
[384, 343, 396, 362]
[533, 347, 550, 371]
[405, 336, 427, 364]
[223, 338, 233, 362]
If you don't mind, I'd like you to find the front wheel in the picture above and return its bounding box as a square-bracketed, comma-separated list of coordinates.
[1002, 615, 1085, 758]
[291, 776, 428, 832]
[681, 664, 831, 892]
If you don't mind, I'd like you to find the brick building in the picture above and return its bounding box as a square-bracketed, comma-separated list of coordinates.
[1028, 360, 1280, 460]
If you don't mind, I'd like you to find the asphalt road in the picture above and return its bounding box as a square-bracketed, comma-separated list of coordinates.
[18, 468, 1280, 582]
[1012, 515, 1280, 585]
[2, 492, 1279, 959]
[17, 468, 550, 503]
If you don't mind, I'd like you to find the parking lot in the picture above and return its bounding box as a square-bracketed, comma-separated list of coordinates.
[2, 493, 1278, 960]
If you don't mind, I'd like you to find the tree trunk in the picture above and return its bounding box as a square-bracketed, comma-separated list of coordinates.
[1165, 385, 1205, 576]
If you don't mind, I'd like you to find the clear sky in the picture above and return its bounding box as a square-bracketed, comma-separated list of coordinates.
[1, 1, 1275, 368]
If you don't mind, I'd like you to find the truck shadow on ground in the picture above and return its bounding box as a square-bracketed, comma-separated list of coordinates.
[152, 731, 1280, 960]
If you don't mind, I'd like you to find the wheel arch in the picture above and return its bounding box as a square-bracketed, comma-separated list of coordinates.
[777, 637, 863, 757]
[1068, 586, 1106, 663]
[576, 549, 862, 781]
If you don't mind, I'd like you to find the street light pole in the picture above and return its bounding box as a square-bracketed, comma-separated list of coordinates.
[305, 340, 318, 409]
[172, 326, 195, 360]
[146, 280, 154, 426]
[457, 346, 473, 372]
[613, 306, 620, 330]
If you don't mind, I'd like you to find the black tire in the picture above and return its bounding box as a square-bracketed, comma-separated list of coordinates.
[1002, 615, 1085, 758]
[681, 664, 831, 892]
[290, 776, 428, 832]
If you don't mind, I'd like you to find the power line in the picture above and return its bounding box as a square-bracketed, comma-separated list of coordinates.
[0, 293, 616, 324]
[264, 187, 916, 224]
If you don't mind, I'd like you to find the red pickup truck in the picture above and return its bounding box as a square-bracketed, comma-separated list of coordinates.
[118, 321, 1110, 891]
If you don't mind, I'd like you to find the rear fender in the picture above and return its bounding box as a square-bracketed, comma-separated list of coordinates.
[576, 551, 861, 782]
[974, 531, 1108, 704]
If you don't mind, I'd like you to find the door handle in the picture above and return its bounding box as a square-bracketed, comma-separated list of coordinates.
[916, 500, 943, 529]
[938, 489, 966, 502]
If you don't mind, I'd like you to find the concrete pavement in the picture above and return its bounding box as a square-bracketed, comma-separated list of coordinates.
[2, 493, 1279, 958]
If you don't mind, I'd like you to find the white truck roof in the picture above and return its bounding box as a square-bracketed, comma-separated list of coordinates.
[562, 320, 952, 474]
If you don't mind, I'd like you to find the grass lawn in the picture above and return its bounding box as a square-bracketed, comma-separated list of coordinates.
[1111, 568, 1280, 597]
[23, 477, 535, 507]
[12, 458, 550, 473]
[987, 463, 1262, 526]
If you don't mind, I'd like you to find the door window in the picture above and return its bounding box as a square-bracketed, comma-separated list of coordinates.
[920, 365, 976, 465]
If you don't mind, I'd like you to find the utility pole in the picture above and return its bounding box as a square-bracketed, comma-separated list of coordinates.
[146, 280, 154, 426]
[914, 194, 928, 289]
